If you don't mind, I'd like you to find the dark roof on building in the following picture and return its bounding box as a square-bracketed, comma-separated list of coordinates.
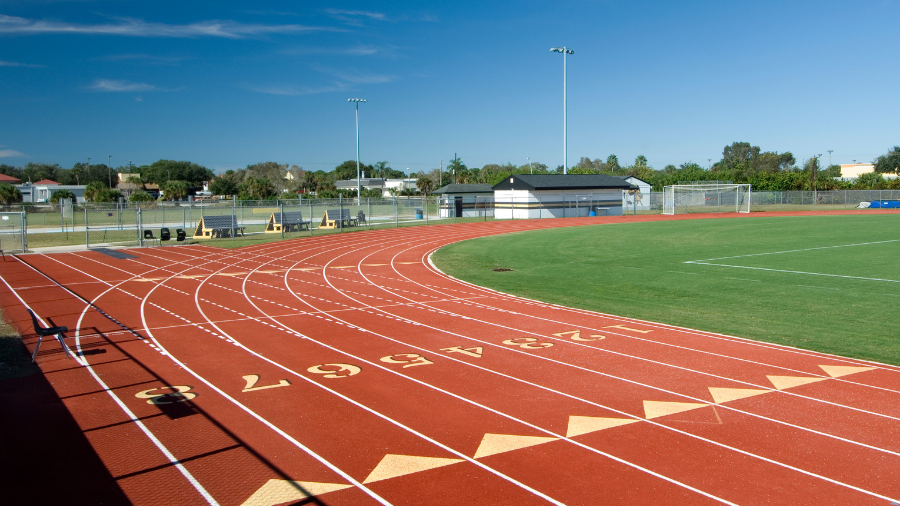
[616, 175, 651, 186]
[433, 183, 494, 195]
[492, 174, 637, 191]
[33, 179, 60, 185]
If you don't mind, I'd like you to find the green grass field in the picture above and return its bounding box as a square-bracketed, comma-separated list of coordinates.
[432, 214, 900, 365]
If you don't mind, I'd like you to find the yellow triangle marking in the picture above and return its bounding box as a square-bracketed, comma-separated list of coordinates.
[643, 400, 708, 419]
[396, 262, 419, 265]
[819, 365, 876, 378]
[219, 272, 247, 277]
[362, 454, 463, 484]
[293, 267, 320, 271]
[708, 387, 770, 404]
[472, 433, 557, 459]
[566, 416, 639, 437]
[240, 479, 352, 506]
[767, 375, 827, 390]
[330, 266, 356, 269]
[363, 263, 389, 267]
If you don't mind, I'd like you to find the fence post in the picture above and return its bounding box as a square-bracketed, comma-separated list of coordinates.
[137, 208, 143, 246]
[339, 194, 343, 232]
[21, 212, 27, 252]
[425, 197, 428, 225]
[85, 208, 89, 248]
[394, 198, 398, 227]
[309, 200, 313, 236]
[368, 198, 371, 230]
[280, 203, 284, 239]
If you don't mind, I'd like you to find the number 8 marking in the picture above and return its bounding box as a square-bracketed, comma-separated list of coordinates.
[135, 385, 196, 405]
[307, 363, 362, 378]
[502, 337, 553, 349]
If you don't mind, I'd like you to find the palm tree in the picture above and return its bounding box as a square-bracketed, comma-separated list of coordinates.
[0, 183, 22, 204]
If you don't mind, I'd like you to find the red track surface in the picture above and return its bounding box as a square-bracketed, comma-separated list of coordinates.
[2, 212, 900, 505]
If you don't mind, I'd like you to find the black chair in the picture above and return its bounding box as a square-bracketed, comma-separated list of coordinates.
[357, 210, 367, 225]
[143, 229, 159, 246]
[160, 227, 171, 241]
[27, 309, 71, 362]
[175, 229, 186, 242]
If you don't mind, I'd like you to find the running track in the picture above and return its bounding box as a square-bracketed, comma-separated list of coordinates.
[2, 213, 900, 506]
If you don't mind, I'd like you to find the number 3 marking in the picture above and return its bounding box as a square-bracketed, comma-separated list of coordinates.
[380, 354, 435, 368]
[307, 363, 361, 378]
[135, 385, 196, 405]
[502, 337, 553, 349]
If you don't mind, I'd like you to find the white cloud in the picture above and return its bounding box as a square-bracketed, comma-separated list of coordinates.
[0, 59, 45, 67]
[0, 149, 25, 158]
[100, 53, 190, 65]
[323, 9, 385, 26]
[284, 44, 381, 56]
[0, 14, 338, 38]
[88, 79, 157, 92]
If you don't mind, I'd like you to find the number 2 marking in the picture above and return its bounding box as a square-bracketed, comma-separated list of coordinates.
[242, 374, 291, 392]
[307, 363, 361, 378]
[502, 337, 553, 349]
[553, 330, 605, 341]
[135, 385, 196, 405]
[380, 354, 435, 368]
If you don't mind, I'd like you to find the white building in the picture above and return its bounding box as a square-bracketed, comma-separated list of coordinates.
[433, 184, 494, 218]
[839, 163, 897, 181]
[492, 174, 636, 219]
[16, 180, 87, 203]
[618, 176, 652, 212]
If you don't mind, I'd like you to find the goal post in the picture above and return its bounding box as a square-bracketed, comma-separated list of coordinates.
[662, 183, 751, 215]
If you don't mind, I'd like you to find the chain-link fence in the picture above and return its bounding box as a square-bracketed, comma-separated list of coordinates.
[0, 212, 26, 253]
[2, 190, 899, 250]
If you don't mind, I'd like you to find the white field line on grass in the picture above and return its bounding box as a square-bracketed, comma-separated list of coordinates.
[688, 238, 900, 263]
[686, 262, 900, 284]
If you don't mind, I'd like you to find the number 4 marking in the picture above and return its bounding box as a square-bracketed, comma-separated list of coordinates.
[553, 330, 606, 341]
[242, 374, 291, 392]
[440, 346, 484, 358]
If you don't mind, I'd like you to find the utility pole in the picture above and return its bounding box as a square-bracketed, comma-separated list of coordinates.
[440, 159, 442, 186]
[827, 150, 833, 168]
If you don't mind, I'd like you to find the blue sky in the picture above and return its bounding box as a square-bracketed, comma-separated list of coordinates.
[1, 1, 898, 175]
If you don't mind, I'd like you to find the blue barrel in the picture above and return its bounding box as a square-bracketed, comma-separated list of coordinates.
[415, 208, 423, 219]
[589, 210, 596, 217]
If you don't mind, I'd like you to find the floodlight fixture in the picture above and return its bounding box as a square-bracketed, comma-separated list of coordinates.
[348, 98, 368, 199]
[550, 46, 574, 174]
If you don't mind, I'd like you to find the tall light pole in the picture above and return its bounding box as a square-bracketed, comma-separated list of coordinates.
[108, 155, 112, 187]
[527, 157, 532, 174]
[827, 149, 833, 168]
[550, 47, 574, 174]
[348, 98, 366, 201]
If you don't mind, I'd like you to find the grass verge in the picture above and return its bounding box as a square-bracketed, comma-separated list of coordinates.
[0, 309, 39, 380]
[432, 214, 900, 365]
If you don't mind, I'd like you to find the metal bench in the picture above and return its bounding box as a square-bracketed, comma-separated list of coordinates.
[319, 209, 357, 229]
[193, 215, 245, 239]
[266, 211, 311, 233]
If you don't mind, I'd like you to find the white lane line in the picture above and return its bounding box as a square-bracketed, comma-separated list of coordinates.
[685, 261, 900, 284]
[264, 238, 900, 503]
[5, 259, 219, 506]
[689, 239, 900, 263]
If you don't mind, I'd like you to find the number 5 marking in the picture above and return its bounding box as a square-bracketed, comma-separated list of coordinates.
[242, 374, 291, 392]
[307, 363, 362, 378]
[502, 337, 553, 349]
[135, 385, 196, 405]
[553, 330, 605, 342]
[380, 354, 434, 368]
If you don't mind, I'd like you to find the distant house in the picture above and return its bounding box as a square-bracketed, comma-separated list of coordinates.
[839, 163, 897, 181]
[492, 174, 636, 219]
[433, 184, 494, 218]
[0, 173, 21, 184]
[16, 182, 86, 203]
[335, 178, 386, 194]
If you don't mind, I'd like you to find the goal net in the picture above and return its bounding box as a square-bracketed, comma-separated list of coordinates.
[663, 184, 751, 215]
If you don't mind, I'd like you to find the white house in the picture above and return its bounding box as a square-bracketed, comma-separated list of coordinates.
[492, 174, 636, 219]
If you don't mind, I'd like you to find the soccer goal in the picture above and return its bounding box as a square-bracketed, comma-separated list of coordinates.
[663, 183, 751, 215]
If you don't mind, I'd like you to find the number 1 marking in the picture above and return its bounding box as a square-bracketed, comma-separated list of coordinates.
[242, 374, 291, 392]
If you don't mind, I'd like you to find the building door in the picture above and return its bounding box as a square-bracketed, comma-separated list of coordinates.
[455, 197, 463, 217]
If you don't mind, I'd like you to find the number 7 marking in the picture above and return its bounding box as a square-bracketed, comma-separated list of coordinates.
[242, 374, 291, 392]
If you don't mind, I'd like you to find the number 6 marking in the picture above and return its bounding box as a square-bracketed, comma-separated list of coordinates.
[307, 363, 361, 378]
[553, 330, 605, 342]
[135, 385, 196, 405]
[380, 354, 435, 368]
[502, 337, 553, 349]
